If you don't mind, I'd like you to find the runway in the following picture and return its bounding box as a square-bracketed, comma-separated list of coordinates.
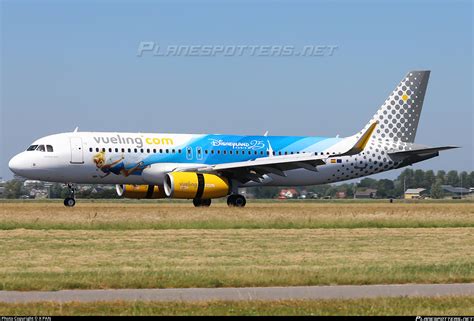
[1, 283, 473, 303]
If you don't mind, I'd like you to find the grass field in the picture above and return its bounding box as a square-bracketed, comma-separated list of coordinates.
[0, 296, 472, 315]
[1, 201, 473, 230]
[0, 201, 472, 292]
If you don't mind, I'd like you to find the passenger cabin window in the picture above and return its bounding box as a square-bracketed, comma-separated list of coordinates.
[27, 145, 38, 151]
[46, 145, 53, 152]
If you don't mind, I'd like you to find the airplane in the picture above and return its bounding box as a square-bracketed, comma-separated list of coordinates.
[8, 70, 457, 207]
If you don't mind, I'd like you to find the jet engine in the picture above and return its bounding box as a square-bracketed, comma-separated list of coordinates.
[116, 184, 166, 199]
[164, 172, 230, 199]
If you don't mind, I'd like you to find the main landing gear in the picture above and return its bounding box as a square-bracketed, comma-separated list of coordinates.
[64, 183, 76, 207]
[192, 195, 247, 207]
[227, 194, 246, 207]
[193, 198, 212, 207]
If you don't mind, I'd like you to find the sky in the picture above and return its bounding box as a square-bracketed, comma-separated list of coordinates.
[1, 0, 472, 180]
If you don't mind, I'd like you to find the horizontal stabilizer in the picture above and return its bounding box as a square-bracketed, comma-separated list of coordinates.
[388, 146, 459, 157]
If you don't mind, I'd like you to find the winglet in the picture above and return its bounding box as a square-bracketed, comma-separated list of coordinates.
[340, 121, 378, 156]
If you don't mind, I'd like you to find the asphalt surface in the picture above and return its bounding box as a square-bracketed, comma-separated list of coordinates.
[1, 283, 474, 303]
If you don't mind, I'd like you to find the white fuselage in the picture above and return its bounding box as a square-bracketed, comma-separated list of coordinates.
[8, 131, 409, 188]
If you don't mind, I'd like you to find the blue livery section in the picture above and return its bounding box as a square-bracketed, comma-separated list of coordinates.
[140, 134, 340, 166]
[93, 134, 343, 178]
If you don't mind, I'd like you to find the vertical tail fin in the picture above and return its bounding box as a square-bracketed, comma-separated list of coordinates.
[358, 70, 430, 143]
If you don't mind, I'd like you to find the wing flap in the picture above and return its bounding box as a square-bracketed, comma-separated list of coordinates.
[196, 154, 326, 173]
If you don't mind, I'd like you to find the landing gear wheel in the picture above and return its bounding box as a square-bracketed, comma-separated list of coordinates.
[193, 198, 212, 207]
[227, 195, 236, 206]
[234, 195, 246, 207]
[64, 197, 76, 207]
[227, 194, 246, 207]
[64, 183, 76, 207]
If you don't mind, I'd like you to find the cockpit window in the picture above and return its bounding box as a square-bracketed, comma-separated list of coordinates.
[27, 145, 38, 151]
[27, 144, 53, 152]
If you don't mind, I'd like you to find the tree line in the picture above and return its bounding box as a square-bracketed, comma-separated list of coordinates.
[2, 169, 473, 199]
[247, 169, 474, 199]
[2, 181, 118, 199]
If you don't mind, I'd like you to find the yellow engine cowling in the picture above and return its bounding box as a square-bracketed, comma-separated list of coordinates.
[116, 184, 166, 199]
[164, 172, 230, 199]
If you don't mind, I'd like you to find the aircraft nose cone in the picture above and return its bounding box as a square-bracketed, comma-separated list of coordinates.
[8, 154, 24, 175]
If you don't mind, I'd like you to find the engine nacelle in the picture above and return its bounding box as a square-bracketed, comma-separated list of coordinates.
[164, 172, 230, 199]
[116, 184, 166, 199]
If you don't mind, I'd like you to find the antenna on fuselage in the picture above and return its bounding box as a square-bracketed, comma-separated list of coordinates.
[264, 131, 269, 137]
[73, 127, 79, 133]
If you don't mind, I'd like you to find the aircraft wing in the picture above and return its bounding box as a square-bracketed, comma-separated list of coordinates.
[175, 122, 378, 183]
[191, 154, 327, 183]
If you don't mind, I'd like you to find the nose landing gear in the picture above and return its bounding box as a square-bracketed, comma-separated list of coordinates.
[227, 194, 246, 207]
[64, 183, 76, 207]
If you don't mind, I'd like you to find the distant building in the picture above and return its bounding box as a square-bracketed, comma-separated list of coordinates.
[354, 188, 377, 199]
[23, 180, 43, 187]
[441, 185, 471, 199]
[279, 188, 298, 199]
[335, 191, 347, 199]
[306, 192, 319, 199]
[404, 188, 427, 199]
[29, 188, 48, 199]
